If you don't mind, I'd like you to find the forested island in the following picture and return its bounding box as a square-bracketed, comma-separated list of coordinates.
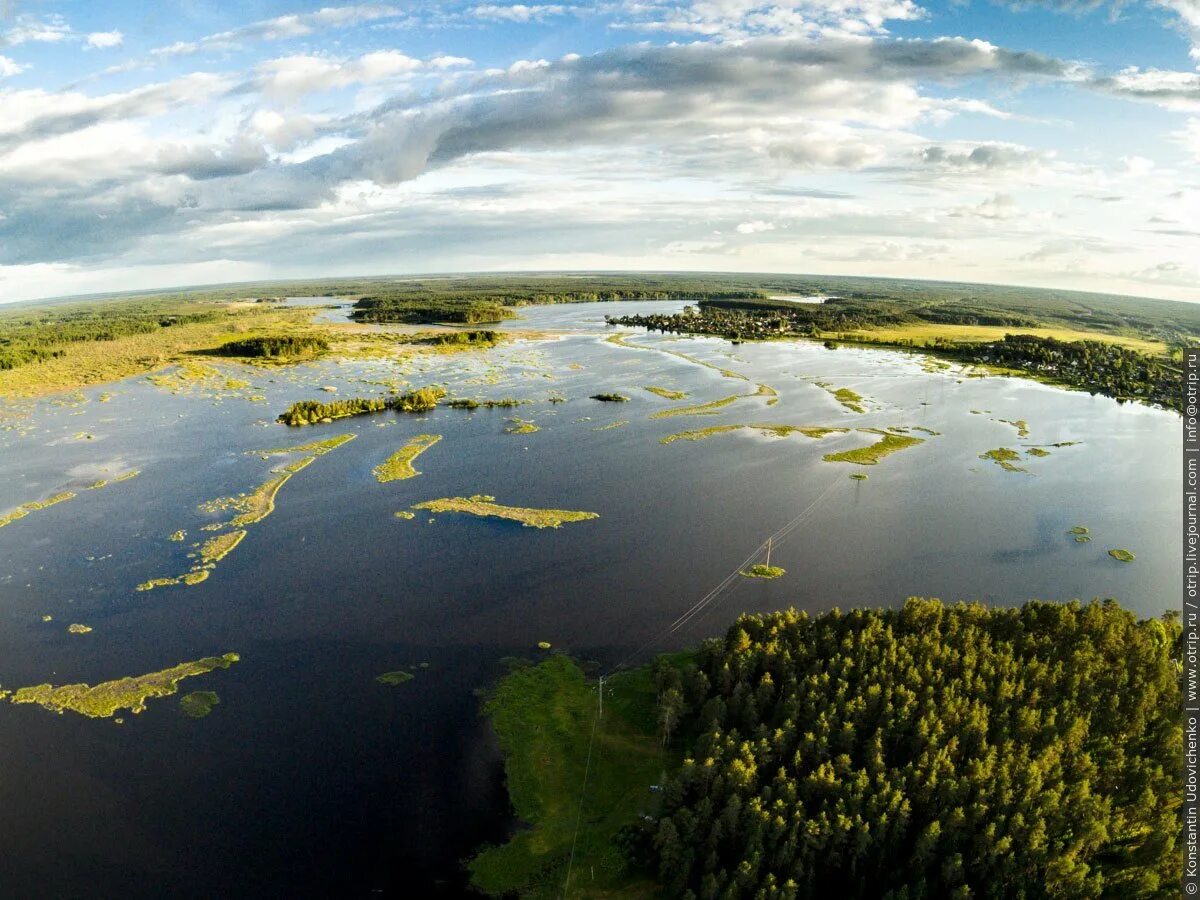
[609, 300, 1185, 412]
[472, 598, 1181, 898]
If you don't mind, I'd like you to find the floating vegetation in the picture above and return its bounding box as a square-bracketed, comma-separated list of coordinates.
[1076, 535, 1092, 543]
[412, 495, 599, 529]
[1069, 526, 1090, 535]
[998, 418, 1030, 438]
[170, 530, 186, 542]
[590, 393, 629, 402]
[1109, 548, 1136, 562]
[660, 424, 848, 445]
[6, 653, 239, 719]
[850, 473, 868, 481]
[644, 386, 686, 400]
[604, 332, 748, 380]
[199, 530, 246, 564]
[650, 393, 742, 420]
[67, 624, 92, 634]
[180, 690, 220, 718]
[1027, 447, 1051, 458]
[537, 642, 552, 650]
[823, 432, 924, 466]
[979, 447, 1027, 473]
[374, 434, 442, 482]
[913, 427, 941, 436]
[41, 615, 53, 622]
[813, 382, 866, 413]
[145, 435, 354, 591]
[755, 383, 779, 406]
[593, 420, 630, 431]
[87, 479, 108, 490]
[741, 564, 785, 579]
[394, 510, 416, 520]
[505, 418, 540, 434]
[0, 491, 76, 528]
[376, 670, 414, 685]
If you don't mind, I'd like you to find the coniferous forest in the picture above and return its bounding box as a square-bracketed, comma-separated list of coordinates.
[615, 599, 1182, 899]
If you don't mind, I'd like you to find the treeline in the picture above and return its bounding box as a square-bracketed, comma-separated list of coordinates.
[213, 335, 329, 359]
[944, 333, 1181, 411]
[622, 599, 1181, 899]
[278, 386, 445, 426]
[406, 330, 501, 348]
[0, 299, 226, 370]
[352, 297, 516, 325]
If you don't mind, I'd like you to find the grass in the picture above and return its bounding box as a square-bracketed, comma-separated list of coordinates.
[7, 653, 239, 719]
[755, 383, 779, 406]
[659, 423, 848, 445]
[199, 530, 246, 564]
[374, 434, 442, 482]
[592, 420, 629, 431]
[850, 473, 868, 481]
[1109, 548, 1136, 562]
[823, 431, 925, 466]
[740, 564, 786, 579]
[1027, 447, 1051, 457]
[649, 393, 742, 420]
[643, 386, 686, 400]
[979, 447, 1027, 473]
[376, 671, 415, 685]
[413, 495, 599, 529]
[506, 418, 541, 434]
[1070, 526, 1090, 535]
[813, 383, 865, 413]
[0, 491, 76, 528]
[468, 655, 667, 898]
[833, 322, 1167, 355]
[180, 690, 220, 718]
[253, 434, 357, 457]
[67, 624, 93, 634]
[998, 418, 1030, 438]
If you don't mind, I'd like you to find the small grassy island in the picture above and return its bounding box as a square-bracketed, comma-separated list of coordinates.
[644, 386, 686, 400]
[374, 434, 442, 482]
[980, 446, 1028, 473]
[412, 495, 599, 529]
[472, 598, 1181, 898]
[590, 393, 630, 402]
[180, 690, 220, 718]
[7, 653, 240, 719]
[278, 386, 445, 426]
[822, 430, 924, 465]
[660, 423, 848, 445]
[740, 563, 785, 579]
[650, 393, 743, 420]
[1109, 548, 1136, 562]
[505, 417, 541, 434]
[212, 335, 329, 360]
[376, 670, 415, 685]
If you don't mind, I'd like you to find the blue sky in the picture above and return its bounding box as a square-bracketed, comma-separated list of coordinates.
[0, 0, 1197, 302]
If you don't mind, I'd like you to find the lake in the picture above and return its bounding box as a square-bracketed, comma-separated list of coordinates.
[0, 301, 1178, 897]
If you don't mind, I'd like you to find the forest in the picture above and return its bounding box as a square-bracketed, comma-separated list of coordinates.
[277, 386, 445, 425]
[211, 335, 329, 359]
[626, 599, 1182, 898]
[475, 599, 1182, 899]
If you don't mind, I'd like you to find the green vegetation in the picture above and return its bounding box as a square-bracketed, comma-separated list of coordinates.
[660, 424, 847, 445]
[8, 653, 239, 719]
[505, 417, 541, 434]
[590, 393, 630, 402]
[278, 386, 446, 425]
[850, 473, 868, 480]
[739, 564, 785, 579]
[1109, 548, 1136, 562]
[650, 393, 742, 420]
[448, 397, 526, 409]
[412, 495, 599, 529]
[468, 655, 667, 897]
[823, 431, 924, 465]
[644, 386, 687, 400]
[374, 434, 442, 482]
[376, 671, 415, 685]
[998, 417, 1030, 437]
[0, 491, 76, 528]
[254, 434, 357, 457]
[980, 447, 1027, 473]
[813, 383, 865, 413]
[212, 335, 329, 359]
[1077, 535, 1092, 543]
[394, 510, 416, 520]
[592, 420, 629, 431]
[537, 642, 552, 650]
[1026, 447, 1051, 457]
[180, 690, 220, 718]
[603, 599, 1182, 898]
[199, 530, 246, 564]
[67, 624, 93, 634]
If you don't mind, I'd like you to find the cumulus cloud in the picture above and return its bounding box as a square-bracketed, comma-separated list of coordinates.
[2, 14, 72, 45]
[612, 0, 927, 38]
[85, 31, 124, 50]
[1089, 67, 1200, 109]
[253, 51, 424, 100]
[0, 56, 26, 77]
[471, 4, 571, 22]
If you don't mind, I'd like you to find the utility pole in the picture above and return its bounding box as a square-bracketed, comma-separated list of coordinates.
[598, 676, 604, 719]
[765, 537, 772, 568]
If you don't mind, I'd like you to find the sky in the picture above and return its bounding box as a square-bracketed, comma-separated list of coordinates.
[0, 0, 1197, 303]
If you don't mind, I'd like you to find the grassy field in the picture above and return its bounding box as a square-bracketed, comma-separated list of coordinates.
[469, 655, 671, 899]
[833, 323, 1168, 355]
[0, 304, 319, 397]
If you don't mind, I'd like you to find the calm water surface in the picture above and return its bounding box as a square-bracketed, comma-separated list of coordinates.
[0, 301, 1179, 897]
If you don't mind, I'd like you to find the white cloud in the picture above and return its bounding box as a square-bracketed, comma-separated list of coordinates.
[255, 51, 423, 100]
[85, 31, 124, 50]
[3, 14, 71, 45]
[1176, 117, 1200, 161]
[471, 4, 570, 22]
[0, 56, 27, 77]
[736, 220, 777, 233]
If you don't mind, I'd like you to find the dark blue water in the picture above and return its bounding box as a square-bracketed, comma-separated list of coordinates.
[0, 302, 1179, 897]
